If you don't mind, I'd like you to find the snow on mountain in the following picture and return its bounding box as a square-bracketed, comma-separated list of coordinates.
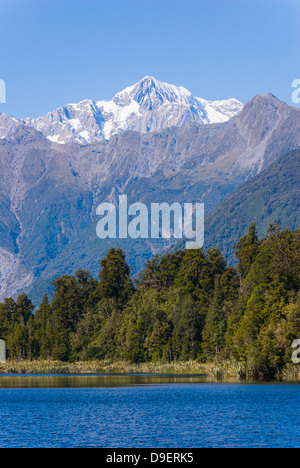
[0, 93, 299, 302]
[1, 76, 243, 145]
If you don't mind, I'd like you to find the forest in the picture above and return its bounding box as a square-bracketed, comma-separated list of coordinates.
[0, 224, 299, 376]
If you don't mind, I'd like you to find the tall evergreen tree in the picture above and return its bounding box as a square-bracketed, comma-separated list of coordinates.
[234, 223, 259, 280]
[99, 248, 134, 305]
[34, 292, 52, 359]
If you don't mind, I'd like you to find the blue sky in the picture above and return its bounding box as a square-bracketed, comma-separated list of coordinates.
[0, 0, 299, 118]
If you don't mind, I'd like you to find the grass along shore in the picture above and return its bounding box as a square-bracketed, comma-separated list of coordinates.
[0, 360, 299, 381]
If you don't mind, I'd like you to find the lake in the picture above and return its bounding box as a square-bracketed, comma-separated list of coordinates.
[0, 374, 299, 448]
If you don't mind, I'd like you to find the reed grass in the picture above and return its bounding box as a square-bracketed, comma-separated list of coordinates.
[0, 359, 299, 380]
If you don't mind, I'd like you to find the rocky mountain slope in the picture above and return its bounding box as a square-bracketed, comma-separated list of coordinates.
[0, 76, 243, 144]
[203, 148, 299, 264]
[0, 93, 299, 304]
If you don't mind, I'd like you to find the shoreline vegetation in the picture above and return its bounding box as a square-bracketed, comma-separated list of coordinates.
[0, 224, 299, 380]
[0, 360, 299, 381]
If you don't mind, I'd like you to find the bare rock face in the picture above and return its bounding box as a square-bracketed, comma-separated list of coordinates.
[0, 114, 23, 140]
[0, 76, 243, 144]
[0, 94, 299, 304]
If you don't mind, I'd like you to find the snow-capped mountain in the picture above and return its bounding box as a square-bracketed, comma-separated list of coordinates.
[0, 93, 299, 302]
[0, 77, 243, 144]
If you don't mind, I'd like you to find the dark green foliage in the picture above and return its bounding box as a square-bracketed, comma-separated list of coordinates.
[33, 292, 52, 359]
[0, 228, 299, 376]
[234, 224, 259, 279]
[99, 248, 134, 305]
[205, 149, 300, 266]
[0, 295, 34, 359]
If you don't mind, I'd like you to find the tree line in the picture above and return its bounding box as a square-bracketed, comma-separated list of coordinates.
[0, 224, 299, 375]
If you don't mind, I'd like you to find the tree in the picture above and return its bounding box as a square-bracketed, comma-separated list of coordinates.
[34, 292, 52, 359]
[51, 276, 85, 332]
[202, 278, 226, 359]
[170, 293, 202, 360]
[0, 228, 298, 375]
[137, 255, 161, 291]
[15, 294, 34, 324]
[234, 223, 259, 280]
[99, 248, 134, 305]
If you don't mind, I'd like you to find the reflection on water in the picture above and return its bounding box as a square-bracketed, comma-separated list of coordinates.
[0, 373, 260, 389]
[0, 374, 295, 389]
[0, 374, 215, 389]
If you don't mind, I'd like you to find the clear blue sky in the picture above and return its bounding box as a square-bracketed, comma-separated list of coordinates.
[0, 0, 299, 118]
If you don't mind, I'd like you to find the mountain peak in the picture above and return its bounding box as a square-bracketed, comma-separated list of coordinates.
[1, 90, 299, 302]
[139, 75, 160, 85]
[132, 76, 171, 90]
[114, 76, 191, 104]
[253, 93, 281, 102]
[238, 93, 292, 122]
[1, 124, 49, 147]
[0, 78, 244, 144]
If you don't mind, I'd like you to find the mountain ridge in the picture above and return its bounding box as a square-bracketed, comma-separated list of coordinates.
[0, 76, 243, 144]
[204, 147, 300, 263]
[0, 93, 299, 303]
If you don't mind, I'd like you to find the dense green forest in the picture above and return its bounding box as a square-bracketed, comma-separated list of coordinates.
[0, 224, 299, 376]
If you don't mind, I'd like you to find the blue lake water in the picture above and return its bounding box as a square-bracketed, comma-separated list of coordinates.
[0, 375, 299, 448]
